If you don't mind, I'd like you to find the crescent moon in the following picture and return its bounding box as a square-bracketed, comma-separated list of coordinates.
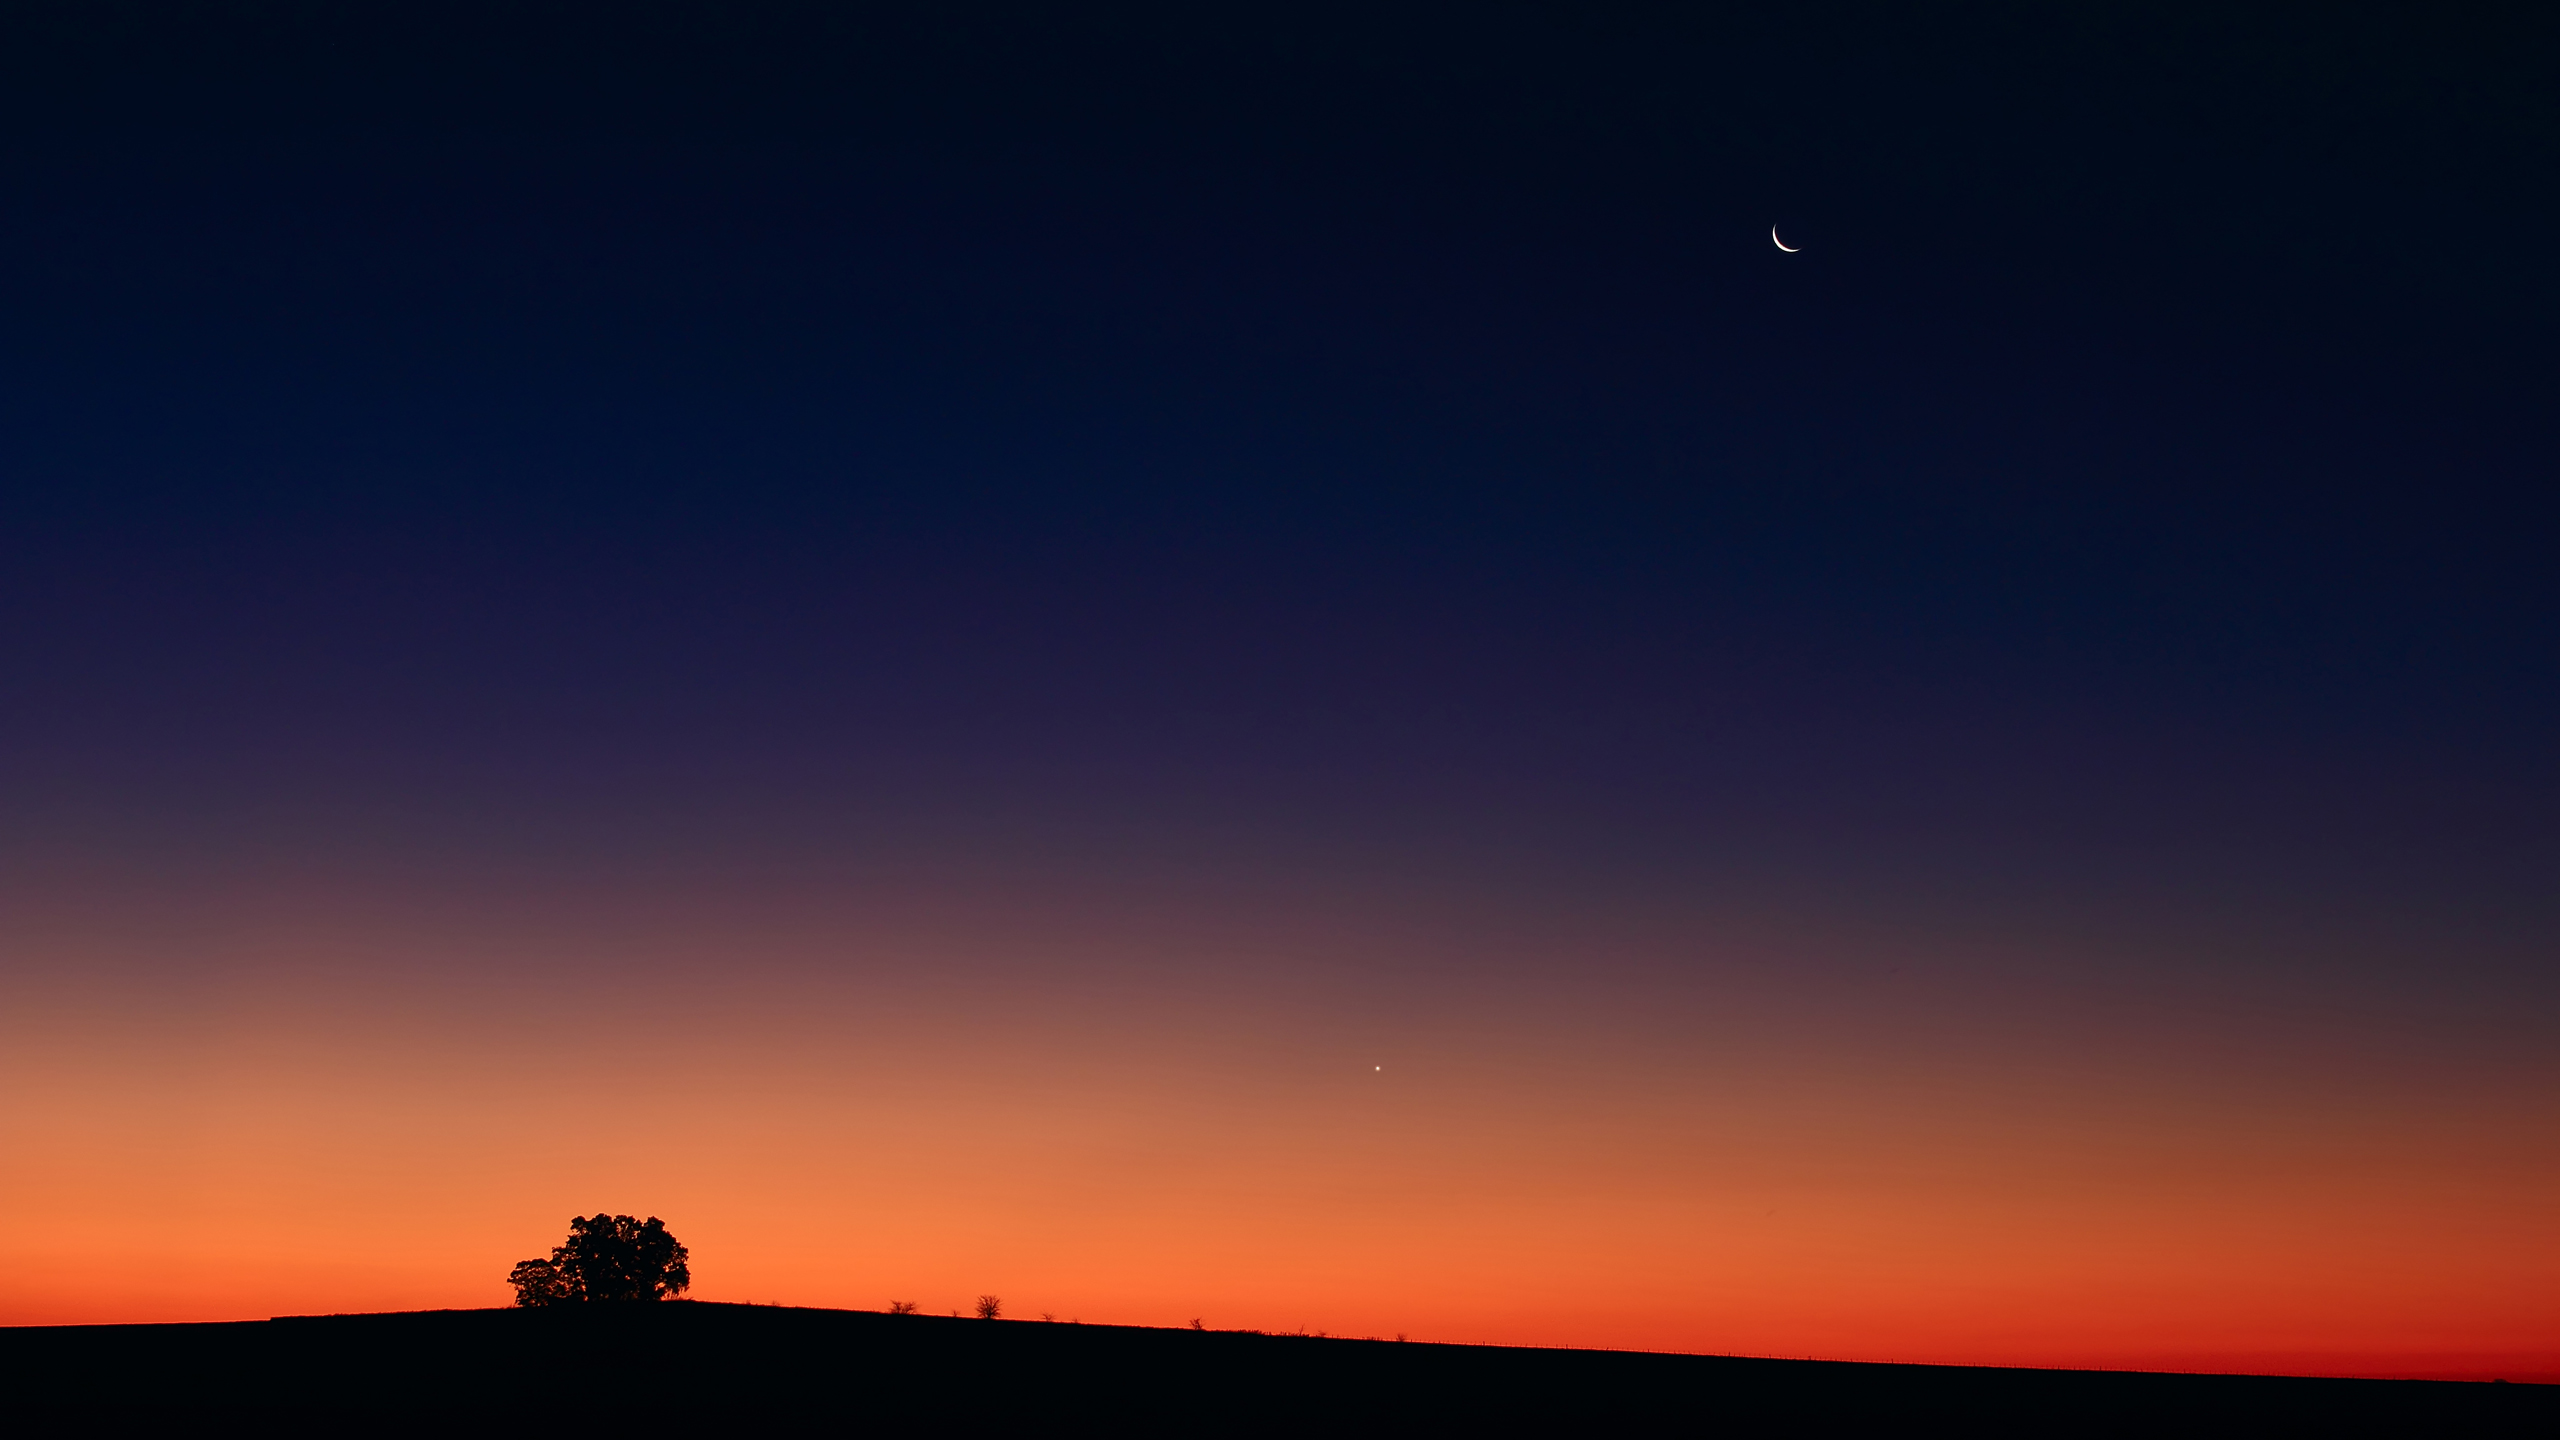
[1771, 226, 1799, 253]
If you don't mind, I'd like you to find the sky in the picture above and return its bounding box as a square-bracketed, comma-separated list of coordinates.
[1, 2, 2555, 1379]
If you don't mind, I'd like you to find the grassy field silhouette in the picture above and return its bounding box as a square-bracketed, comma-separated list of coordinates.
[4, 1302, 2546, 1435]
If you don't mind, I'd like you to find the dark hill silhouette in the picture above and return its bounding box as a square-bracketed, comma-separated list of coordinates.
[1, 1303, 2546, 1436]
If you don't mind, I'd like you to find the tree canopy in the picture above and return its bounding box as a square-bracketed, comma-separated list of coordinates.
[508, 1214, 691, 1306]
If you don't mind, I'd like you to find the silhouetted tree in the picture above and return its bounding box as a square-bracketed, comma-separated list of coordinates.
[506, 1257, 578, 1306]
[975, 1295, 1002, 1319]
[508, 1214, 691, 1306]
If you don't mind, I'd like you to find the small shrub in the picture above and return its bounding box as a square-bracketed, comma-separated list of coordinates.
[887, 1300, 917, 1315]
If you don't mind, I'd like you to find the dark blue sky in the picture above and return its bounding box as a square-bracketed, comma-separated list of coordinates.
[2, 2, 2554, 978]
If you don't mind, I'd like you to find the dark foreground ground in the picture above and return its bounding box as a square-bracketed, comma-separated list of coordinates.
[4, 1302, 2549, 1436]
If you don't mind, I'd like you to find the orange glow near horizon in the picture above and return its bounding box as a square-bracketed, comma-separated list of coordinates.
[4, 865, 2555, 1382]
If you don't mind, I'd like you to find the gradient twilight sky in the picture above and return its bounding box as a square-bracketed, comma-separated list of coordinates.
[2, 3, 2556, 1378]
